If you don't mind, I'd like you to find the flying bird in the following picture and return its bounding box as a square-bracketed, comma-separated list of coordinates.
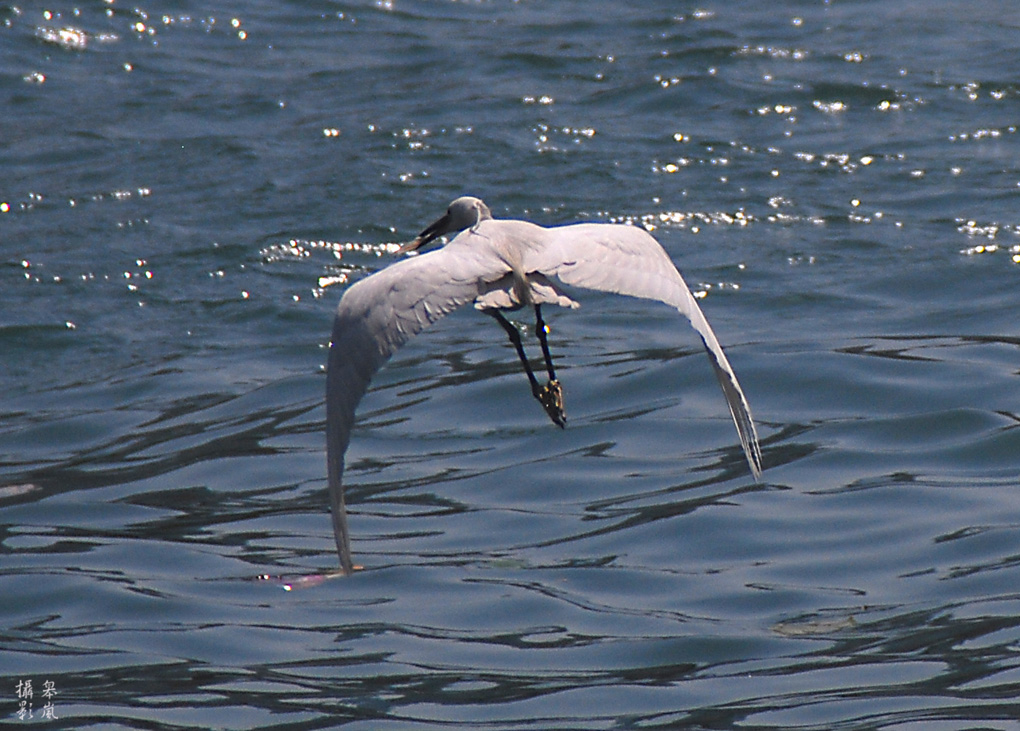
[326, 196, 762, 574]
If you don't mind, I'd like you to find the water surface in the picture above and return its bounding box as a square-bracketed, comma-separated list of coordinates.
[2, 1, 1020, 727]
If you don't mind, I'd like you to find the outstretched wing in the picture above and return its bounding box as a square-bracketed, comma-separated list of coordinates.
[526, 222, 763, 480]
[326, 242, 509, 573]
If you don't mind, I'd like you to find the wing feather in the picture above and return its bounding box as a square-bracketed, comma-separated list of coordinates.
[326, 243, 508, 573]
[528, 222, 763, 480]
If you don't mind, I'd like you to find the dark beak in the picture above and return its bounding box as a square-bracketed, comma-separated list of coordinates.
[397, 213, 451, 254]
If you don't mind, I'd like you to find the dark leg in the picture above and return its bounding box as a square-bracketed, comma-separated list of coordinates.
[489, 310, 542, 396]
[533, 305, 557, 381]
[488, 310, 566, 428]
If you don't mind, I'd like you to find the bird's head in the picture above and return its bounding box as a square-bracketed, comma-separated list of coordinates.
[399, 196, 492, 253]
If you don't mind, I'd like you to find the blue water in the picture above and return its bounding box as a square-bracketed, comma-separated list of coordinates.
[3, 1, 1020, 727]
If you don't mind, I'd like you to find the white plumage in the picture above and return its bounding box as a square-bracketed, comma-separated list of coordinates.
[326, 197, 762, 574]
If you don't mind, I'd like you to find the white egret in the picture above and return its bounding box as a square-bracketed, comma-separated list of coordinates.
[326, 196, 762, 574]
